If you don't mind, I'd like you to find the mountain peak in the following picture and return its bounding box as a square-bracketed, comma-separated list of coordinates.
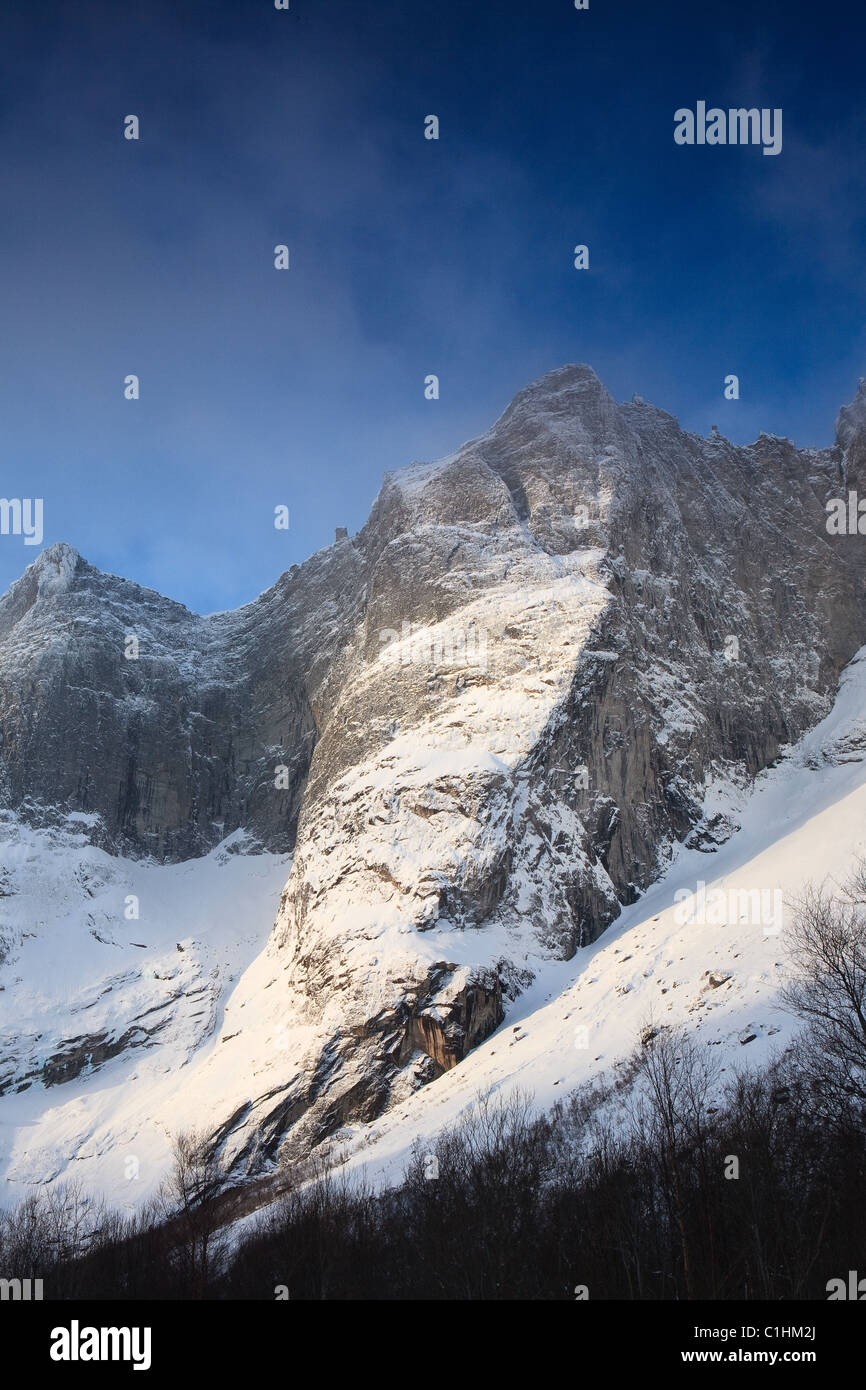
[484, 363, 622, 453]
[835, 378, 866, 452]
[32, 541, 81, 568]
[0, 542, 82, 613]
[30, 542, 81, 596]
[505, 362, 611, 410]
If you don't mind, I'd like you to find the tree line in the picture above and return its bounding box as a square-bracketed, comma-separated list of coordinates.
[2, 865, 866, 1300]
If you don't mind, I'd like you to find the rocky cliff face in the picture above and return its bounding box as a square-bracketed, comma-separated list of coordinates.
[2, 364, 866, 1174]
[0, 535, 368, 859]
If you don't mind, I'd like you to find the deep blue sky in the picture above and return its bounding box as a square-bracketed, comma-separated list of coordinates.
[1, 0, 865, 612]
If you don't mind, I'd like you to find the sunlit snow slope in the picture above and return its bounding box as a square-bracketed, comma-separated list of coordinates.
[0, 832, 291, 1208]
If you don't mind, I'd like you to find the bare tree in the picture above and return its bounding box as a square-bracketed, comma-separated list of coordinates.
[157, 1128, 227, 1297]
[782, 864, 866, 1113]
[630, 1022, 720, 1298]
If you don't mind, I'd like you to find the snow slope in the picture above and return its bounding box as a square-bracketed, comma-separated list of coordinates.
[0, 829, 291, 1208]
[3, 647, 866, 1211]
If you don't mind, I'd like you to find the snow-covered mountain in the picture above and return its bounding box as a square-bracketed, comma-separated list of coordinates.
[2, 363, 866, 1201]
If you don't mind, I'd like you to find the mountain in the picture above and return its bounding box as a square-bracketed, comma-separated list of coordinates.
[2, 363, 866, 1193]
